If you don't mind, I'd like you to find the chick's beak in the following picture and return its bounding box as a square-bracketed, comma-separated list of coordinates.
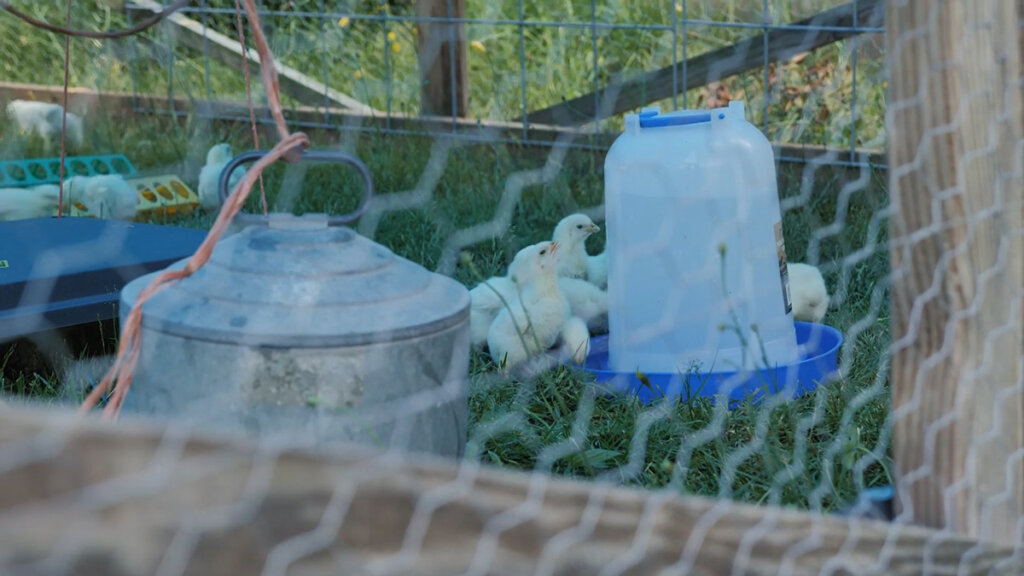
[586, 224, 600, 234]
[549, 241, 559, 255]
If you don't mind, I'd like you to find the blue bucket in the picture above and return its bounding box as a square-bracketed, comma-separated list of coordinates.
[581, 321, 843, 406]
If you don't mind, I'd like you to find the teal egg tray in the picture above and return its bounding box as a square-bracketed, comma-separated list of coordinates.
[0, 155, 138, 188]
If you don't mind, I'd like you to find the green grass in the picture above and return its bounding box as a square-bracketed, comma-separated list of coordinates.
[0, 0, 892, 514]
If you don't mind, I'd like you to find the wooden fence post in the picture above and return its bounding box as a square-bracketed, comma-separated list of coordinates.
[415, 0, 468, 118]
[887, 0, 1024, 545]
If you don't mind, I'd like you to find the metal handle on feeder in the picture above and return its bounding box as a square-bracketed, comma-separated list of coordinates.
[218, 148, 374, 226]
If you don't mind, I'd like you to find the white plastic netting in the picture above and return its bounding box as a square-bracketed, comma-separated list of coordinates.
[0, 0, 1020, 574]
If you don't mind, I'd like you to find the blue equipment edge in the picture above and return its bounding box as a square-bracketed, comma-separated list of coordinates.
[0, 217, 209, 342]
[836, 485, 894, 521]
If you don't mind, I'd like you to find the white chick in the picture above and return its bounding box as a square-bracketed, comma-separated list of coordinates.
[0, 185, 59, 221]
[468, 275, 518, 347]
[468, 260, 608, 346]
[487, 241, 569, 371]
[6, 100, 84, 149]
[585, 251, 607, 290]
[552, 213, 600, 280]
[198, 143, 246, 211]
[559, 316, 591, 365]
[558, 276, 608, 333]
[788, 262, 829, 323]
[62, 174, 136, 221]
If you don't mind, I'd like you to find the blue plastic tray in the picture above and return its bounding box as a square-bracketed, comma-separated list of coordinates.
[583, 321, 843, 406]
[0, 154, 138, 188]
[0, 217, 208, 342]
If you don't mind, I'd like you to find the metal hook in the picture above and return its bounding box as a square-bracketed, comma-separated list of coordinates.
[218, 148, 375, 226]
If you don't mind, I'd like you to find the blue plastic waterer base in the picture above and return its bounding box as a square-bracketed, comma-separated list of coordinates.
[581, 321, 843, 407]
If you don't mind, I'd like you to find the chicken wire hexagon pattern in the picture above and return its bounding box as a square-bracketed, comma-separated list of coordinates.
[0, 0, 1022, 574]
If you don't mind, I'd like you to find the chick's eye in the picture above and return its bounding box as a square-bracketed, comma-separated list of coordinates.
[576, 224, 583, 229]
[540, 249, 547, 255]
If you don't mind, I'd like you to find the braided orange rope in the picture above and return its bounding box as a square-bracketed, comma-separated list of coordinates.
[236, 0, 300, 162]
[78, 0, 309, 419]
[233, 0, 268, 215]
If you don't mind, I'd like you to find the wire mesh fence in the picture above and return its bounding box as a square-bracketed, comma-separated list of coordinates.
[113, 0, 886, 164]
[0, 0, 1021, 574]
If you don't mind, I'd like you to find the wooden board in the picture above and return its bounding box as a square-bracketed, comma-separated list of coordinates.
[0, 82, 886, 166]
[887, 0, 1024, 545]
[128, 0, 379, 114]
[0, 404, 1019, 575]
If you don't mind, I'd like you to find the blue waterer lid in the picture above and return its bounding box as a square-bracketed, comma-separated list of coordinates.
[581, 321, 844, 407]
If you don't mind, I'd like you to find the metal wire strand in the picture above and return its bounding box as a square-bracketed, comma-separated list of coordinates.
[0, 0, 190, 39]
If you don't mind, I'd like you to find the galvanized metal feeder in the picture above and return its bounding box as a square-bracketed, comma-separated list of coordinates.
[118, 150, 471, 458]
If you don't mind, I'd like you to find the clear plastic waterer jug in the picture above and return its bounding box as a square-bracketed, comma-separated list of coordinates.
[604, 101, 799, 375]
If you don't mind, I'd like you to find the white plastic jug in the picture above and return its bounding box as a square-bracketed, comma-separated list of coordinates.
[604, 101, 798, 375]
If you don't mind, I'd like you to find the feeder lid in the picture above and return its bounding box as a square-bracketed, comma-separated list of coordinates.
[120, 213, 470, 347]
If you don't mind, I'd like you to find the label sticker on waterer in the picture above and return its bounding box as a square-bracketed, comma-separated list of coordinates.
[775, 220, 792, 315]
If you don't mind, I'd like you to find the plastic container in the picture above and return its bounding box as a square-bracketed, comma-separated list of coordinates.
[583, 321, 842, 406]
[118, 151, 471, 459]
[603, 101, 798, 376]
